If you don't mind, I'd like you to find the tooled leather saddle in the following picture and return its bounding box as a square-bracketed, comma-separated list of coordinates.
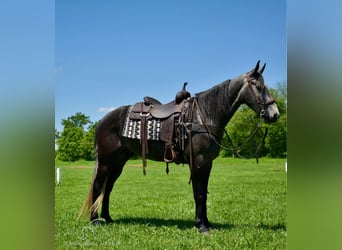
[121, 82, 191, 174]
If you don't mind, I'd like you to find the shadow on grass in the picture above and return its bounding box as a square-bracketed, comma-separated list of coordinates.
[105, 217, 286, 231]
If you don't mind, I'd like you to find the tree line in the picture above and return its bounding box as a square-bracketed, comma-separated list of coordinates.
[55, 83, 286, 161]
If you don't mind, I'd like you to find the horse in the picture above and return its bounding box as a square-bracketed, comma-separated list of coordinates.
[79, 61, 280, 233]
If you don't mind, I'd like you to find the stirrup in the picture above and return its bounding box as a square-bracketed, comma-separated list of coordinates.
[164, 145, 176, 163]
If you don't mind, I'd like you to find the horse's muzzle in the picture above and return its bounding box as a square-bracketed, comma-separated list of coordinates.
[264, 110, 280, 123]
[262, 104, 280, 123]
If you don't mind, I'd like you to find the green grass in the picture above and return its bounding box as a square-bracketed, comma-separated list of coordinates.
[55, 158, 287, 249]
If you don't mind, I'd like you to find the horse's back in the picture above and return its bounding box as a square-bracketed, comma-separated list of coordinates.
[95, 105, 130, 155]
[97, 106, 129, 131]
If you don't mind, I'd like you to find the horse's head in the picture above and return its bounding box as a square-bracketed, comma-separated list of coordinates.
[242, 61, 280, 123]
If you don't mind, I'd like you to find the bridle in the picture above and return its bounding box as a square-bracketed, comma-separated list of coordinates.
[187, 74, 276, 165]
[193, 74, 276, 163]
[193, 91, 269, 164]
[246, 75, 276, 118]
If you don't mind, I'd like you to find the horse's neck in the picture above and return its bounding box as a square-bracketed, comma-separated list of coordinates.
[195, 76, 245, 138]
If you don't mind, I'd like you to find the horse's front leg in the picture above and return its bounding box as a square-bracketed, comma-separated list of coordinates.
[191, 159, 213, 233]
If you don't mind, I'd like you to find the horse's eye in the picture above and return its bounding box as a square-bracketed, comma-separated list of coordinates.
[251, 80, 261, 90]
[255, 82, 262, 90]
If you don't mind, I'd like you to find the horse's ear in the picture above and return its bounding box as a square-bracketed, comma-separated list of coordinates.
[259, 63, 266, 74]
[252, 60, 260, 75]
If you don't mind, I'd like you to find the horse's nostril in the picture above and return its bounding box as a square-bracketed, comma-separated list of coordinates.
[273, 113, 279, 121]
[260, 109, 266, 118]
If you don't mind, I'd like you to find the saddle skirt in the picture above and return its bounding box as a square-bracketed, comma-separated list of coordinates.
[121, 114, 162, 140]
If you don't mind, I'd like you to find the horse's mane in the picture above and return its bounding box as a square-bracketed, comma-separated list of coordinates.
[195, 80, 231, 118]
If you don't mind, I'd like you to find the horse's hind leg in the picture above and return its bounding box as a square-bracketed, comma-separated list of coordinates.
[90, 159, 110, 224]
[100, 149, 132, 223]
[90, 148, 132, 225]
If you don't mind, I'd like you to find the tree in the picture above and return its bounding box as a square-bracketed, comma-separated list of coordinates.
[265, 114, 287, 157]
[264, 83, 287, 157]
[56, 126, 84, 161]
[81, 122, 98, 161]
[56, 112, 96, 161]
[55, 129, 60, 140]
[61, 112, 90, 129]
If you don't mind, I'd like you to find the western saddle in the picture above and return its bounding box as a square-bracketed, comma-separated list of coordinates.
[127, 82, 191, 174]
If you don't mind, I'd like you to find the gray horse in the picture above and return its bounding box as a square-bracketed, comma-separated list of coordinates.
[79, 61, 279, 233]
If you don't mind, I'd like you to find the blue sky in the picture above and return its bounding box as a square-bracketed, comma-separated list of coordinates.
[55, 0, 286, 132]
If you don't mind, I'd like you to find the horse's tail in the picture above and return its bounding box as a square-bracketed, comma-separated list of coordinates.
[78, 151, 105, 220]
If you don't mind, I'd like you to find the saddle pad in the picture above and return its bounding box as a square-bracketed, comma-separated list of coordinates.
[121, 115, 161, 140]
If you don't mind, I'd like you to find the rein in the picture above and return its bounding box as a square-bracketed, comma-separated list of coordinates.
[222, 123, 268, 164]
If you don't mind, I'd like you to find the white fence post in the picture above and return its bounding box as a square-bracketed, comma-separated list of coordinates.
[56, 168, 61, 185]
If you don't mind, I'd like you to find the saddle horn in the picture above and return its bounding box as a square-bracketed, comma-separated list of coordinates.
[175, 82, 191, 104]
[182, 82, 188, 90]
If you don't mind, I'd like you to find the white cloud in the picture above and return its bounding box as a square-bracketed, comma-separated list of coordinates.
[97, 107, 116, 113]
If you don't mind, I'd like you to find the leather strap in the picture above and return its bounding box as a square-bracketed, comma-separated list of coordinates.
[140, 102, 149, 175]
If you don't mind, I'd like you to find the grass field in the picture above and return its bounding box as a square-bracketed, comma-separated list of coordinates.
[55, 158, 287, 249]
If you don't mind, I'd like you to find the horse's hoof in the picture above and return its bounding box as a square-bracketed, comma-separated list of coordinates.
[101, 215, 114, 224]
[198, 225, 210, 234]
[91, 219, 106, 226]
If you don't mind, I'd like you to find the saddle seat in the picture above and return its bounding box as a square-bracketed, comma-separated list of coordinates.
[130, 99, 184, 119]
